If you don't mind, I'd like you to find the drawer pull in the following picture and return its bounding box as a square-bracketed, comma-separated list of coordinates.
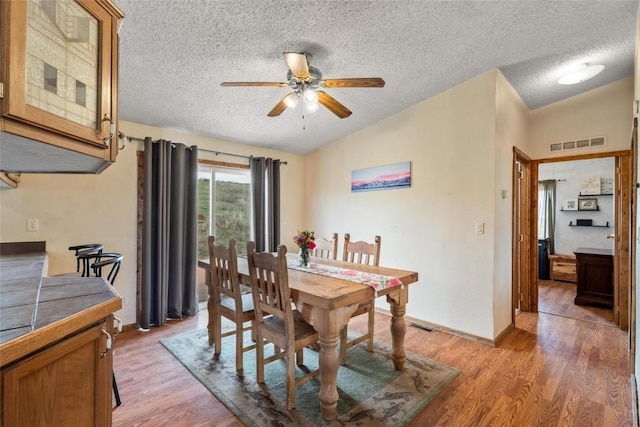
[101, 327, 112, 357]
[113, 316, 123, 333]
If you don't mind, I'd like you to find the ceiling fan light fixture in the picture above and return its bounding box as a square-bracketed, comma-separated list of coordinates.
[284, 92, 299, 108]
[557, 63, 605, 85]
[303, 87, 318, 104]
[305, 101, 319, 113]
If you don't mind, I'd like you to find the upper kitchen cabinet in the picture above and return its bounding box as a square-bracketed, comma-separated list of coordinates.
[0, 0, 124, 173]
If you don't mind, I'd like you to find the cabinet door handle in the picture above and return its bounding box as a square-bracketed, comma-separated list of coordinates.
[102, 114, 115, 144]
[113, 316, 123, 333]
[101, 327, 112, 357]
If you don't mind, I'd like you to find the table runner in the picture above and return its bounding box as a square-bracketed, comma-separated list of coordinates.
[287, 259, 403, 296]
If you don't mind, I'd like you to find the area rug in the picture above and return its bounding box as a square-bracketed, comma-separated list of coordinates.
[160, 328, 459, 426]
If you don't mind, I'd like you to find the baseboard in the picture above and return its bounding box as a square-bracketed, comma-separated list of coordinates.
[122, 323, 139, 333]
[494, 323, 515, 346]
[375, 308, 498, 347]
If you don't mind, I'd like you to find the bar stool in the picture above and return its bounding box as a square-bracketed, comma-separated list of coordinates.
[77, 251, 123, 407]
[55, 244, 104, 277]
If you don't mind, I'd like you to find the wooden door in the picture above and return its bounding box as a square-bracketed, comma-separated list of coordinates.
[513, 148, 532, 314]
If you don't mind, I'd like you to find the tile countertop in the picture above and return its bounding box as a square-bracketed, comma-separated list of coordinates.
[0, 252, 122, 366]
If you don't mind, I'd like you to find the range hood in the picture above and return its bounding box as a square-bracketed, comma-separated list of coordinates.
[0, 131, 111, 173]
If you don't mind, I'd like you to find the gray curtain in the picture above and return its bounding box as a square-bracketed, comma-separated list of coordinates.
[538, 180, 556, 255]
[250, 157, 281, 252]
[141, 138, 198, 329]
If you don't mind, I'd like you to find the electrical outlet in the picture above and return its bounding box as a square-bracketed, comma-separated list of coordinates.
[122, 295, 128, 305]
[27, 218, 39, 232]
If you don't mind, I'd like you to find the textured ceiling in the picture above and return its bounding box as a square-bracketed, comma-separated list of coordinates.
[114, 0, 638, 154]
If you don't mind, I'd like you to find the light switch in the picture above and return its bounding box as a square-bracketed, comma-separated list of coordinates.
[475, 223, 484, 235]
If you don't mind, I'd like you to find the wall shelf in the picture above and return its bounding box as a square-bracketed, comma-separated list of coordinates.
[578, 193, 613, 197]
[560, 207, 600, 212]
[569, 221, 610, 228]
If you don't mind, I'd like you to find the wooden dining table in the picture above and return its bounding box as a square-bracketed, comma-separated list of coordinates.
[198, 253, 419, 421]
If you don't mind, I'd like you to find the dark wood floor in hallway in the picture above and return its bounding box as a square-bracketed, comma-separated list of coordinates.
[112, 307, 632, 426]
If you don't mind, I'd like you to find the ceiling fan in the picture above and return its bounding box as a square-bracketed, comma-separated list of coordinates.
[220, 52, 385, 119]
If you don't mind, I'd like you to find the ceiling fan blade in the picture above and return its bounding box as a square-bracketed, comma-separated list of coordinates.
[221, 81, 288, 87]
[267, 94, 292, 117]
[322, 78, 385, 88]
[283, 52, 310, 79]
[317, 91, 352, 119]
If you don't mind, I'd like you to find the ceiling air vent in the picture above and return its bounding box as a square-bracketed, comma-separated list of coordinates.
[548, 136, 606, 152]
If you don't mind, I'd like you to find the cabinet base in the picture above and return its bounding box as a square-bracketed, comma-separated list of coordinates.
[574, 296, 613, 309]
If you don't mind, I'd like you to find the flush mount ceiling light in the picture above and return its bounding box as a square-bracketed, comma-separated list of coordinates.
[557, 63, 605, 85]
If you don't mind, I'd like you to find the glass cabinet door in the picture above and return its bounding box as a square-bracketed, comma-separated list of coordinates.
[2, 0, 121, 150]
[26, 0, 100, 131]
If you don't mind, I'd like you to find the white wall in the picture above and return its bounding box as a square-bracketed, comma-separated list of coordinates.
[0, 121, 305, 325]
[304, 70, 524, 340]
[494, 71, 530, 334]
[529, 77, 634, 158]
[539, 159, 615, 255]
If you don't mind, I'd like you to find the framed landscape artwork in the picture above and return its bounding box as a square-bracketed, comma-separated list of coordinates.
[578, 198, 598, 211]
[351, 161, 411, 193]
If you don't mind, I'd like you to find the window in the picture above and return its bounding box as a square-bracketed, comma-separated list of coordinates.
[75, 80, 86, 106]
[197, 165, 251, 303]
[41, 0, 56, 23]
[44, 63, 57, 94]
[197, 165, 252, 259]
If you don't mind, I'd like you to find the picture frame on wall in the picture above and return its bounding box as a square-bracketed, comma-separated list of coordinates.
[351, 161, 411, 193]
[563, 198, 578, 211]
[601, 177, 614, 195]
[578, 198, 598, 211]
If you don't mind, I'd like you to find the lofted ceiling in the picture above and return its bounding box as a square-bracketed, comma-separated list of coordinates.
[114, 0, 638, 154]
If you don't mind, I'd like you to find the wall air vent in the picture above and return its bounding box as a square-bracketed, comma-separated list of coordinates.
[548, 136, 607, 152]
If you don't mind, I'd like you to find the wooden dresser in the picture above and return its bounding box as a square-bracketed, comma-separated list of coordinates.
[574, 247, 614, 308]
[548, 254, 577, 283]
[0, 250, 122, 426]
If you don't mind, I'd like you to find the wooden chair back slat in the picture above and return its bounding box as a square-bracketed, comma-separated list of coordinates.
[342, 233, 381, 266]
[208, 237, 241, 303]
[247, 242, 294, 342]
[312, 232, 338, 260]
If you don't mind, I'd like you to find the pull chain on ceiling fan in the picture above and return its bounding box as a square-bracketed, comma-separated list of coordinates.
[221, 52, 385, 119]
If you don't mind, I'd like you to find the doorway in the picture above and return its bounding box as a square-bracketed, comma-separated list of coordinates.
[522, 150, 631, 331]
[196, 164, 252, 303]
[537, 157, 617, 326]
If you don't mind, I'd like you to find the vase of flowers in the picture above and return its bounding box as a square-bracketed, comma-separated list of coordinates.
[293, 229, 315, 268]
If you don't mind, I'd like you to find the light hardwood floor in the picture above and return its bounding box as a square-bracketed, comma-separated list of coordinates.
[112, 305, 633, 426]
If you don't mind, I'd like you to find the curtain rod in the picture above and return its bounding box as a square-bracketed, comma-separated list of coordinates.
[120, 133, 287, 165]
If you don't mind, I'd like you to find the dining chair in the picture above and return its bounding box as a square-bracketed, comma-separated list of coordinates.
[340, 233, 381, 365]
[312, 232, 338, 260]
[208, 236, 256, 373]
[247, 242, 320, 410]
